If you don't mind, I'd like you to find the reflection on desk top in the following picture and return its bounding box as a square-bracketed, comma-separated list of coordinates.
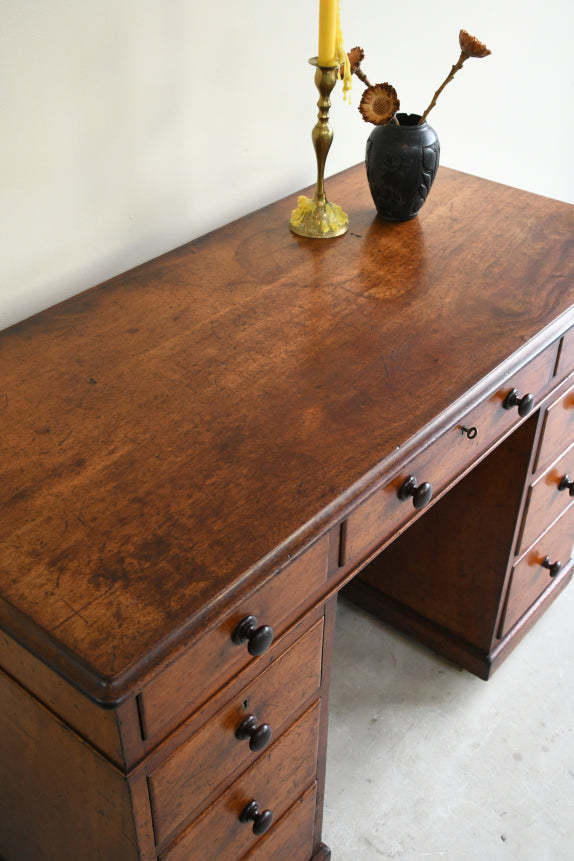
[1, 165, 573, 702]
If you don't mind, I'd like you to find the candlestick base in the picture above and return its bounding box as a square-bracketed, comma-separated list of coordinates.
[289, 194, 348, 239]
[289, 58, 348, 239]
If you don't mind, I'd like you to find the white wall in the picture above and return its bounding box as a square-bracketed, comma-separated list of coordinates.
[2, 1, 573, 331]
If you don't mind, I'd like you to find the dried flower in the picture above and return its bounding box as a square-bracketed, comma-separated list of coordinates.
[351, 29, 490, 127]
[459, 29, 491, 59]
[359, 83, 400, 126]
[418, 29, 491, 124]
[341, 46, 372, 87]
[347, 46, 365, 72]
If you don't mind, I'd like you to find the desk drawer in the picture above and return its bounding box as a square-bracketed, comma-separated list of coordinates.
[501, 504, 574, 634]
[138, 536, 328, 742]
[344, 346, 556, 566]
[149, 619, 324, 848]
[518, 441, 574, 553]
[535, 383, 574, 472]
[159, 701, 321, 861]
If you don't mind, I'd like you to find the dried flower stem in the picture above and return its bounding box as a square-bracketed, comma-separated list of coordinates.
[418, 52, 467, 125]
[355, 68, 372, 87]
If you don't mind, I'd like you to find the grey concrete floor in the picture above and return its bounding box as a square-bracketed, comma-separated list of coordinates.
[323, 587, 574, 860]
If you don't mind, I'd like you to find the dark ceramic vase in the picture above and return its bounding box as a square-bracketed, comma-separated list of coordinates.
[365, 113, 440, 221]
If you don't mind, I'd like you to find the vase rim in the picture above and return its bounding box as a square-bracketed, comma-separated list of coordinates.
[396, 112, 425, 127]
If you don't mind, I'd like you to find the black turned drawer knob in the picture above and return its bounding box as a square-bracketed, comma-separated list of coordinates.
[503, 388, 535, 417]
[398, 476, 433, 510]
[541, 556, 563, 578]
[231, 615, 274, 656]
[235, 715, 273, 751]
[558, 475, 574, 497]
[239, 800, 273, 835]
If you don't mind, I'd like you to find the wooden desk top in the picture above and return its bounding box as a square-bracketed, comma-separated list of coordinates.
[1, 166, 573, 702]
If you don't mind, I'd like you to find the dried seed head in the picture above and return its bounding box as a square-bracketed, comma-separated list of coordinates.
[459, 29, 491, 58]
[358, 82, 400, 125]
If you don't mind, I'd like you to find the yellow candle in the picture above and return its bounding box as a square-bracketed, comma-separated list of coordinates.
[318, 0, 337, 65]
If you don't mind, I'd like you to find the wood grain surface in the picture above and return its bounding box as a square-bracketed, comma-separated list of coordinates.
[1, 165, 573, 700]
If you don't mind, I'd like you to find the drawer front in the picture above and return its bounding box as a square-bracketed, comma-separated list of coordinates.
[344, 346, 556, 566]
[501, 504, 574, 634]
[139, 535, 328, 742]
[243, 783, 317, 861]
[535, 383, 574, 472]
[518, 441, 574, 553]
[149, 618, 324, 847]
[556, 325, 574, 379]
[159, 700, 321, 861]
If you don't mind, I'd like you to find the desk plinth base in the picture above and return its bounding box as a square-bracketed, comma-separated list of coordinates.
[312, 842, 331, 859]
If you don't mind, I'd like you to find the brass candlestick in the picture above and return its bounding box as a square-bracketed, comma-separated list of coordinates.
[290, 58, 349, 239]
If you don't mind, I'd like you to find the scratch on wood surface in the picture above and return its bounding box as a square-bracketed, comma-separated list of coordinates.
[380, 354, 390, 380]
[210, 319, 224, 340]
[0, 394, 7, 410]
[76, 496, 91, 529]
[60, 597, 90, 626]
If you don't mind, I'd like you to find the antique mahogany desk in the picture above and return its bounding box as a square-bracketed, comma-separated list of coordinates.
[1, 166, 574, 860]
